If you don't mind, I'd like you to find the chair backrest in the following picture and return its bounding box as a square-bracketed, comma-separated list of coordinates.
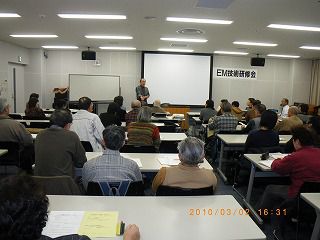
[158, 125, 176, 132]
[86, 181, 144, 196]
[29, 121, 51, 128]
[218, 130, 242, 134]
[156, 185, 214, 196]
[300, 181, 320, 193]
[247, 146, 282, 154]
[81, 141, 93, 152]
[32, 175, 81, 195]
[8, 113, 22, 119]
[0, 141, 21, 166]
[120, 144, 156, 153]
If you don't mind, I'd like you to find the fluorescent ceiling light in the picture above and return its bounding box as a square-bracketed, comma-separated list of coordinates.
[158, 48, 194, 52]
[10, 34, 58, 38]
[214, 51, 248, 55]
[85, 35, 133, 39]
[300, 46, 320, 50]
[57, 14, 126, 20]
[0, 13, 21, 18]
[268, 24, 320, 32]
[267, 54, 300, 58]
[160, 37, 207, 43]
[42, 46, 78, 49]
[99, 46, 136, 50]
[233, 41, 277, 47]
[166, 17, 232, 25]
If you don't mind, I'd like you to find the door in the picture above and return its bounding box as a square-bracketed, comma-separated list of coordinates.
[7, 63, 25, 113]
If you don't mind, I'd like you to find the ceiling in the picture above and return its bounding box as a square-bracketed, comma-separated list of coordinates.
[0, 0, 320, 59]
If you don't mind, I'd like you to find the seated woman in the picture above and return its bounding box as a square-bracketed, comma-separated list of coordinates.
[25, 97, 46, 119]
[127, 106, 160, 150]
[114, 96, 127, 122]
[199, 99, 217, 123]
[99, 102, 121, 127]
[152, 137, 217, 193]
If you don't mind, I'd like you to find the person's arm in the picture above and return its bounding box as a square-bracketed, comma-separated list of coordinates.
[152, 167, 166, 193]
[81, 162, 92, 190]
[199, 110, 204, 121]
[93, 115, 106, 148]
[132, 162, 143, 181]
[73, 135, 87, 168]
[17, 124, 33, 146]
[208, 116, 217, 130]
[145, 87, 150, 98]
[123, 224, 140, 240]
[271, 154, 294, 175]
[242, 120, 254, 133]
[135, 86, 142, 100]
[152, 126, 161, 150]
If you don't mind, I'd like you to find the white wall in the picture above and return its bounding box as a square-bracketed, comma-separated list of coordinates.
[212, 55, 312, 110]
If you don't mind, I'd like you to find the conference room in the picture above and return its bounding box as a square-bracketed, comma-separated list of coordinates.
[1, 0, 320, 239]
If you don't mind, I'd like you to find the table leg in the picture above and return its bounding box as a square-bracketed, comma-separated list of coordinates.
[311, 210, 320, 240]
[217, 142, 228, 182]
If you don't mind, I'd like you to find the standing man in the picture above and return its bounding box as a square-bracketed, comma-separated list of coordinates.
[135, 78, 150, 106]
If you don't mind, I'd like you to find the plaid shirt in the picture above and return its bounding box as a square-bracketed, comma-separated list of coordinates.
[208, 113, 238, 133]
[125, 108, 139, 126]
[82, 149, 142, 190]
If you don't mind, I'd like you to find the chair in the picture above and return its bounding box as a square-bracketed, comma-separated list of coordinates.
[8, 113, 22, 119]
[158, 124, 176, 132]
[32, 175, 81, 195]
[0, 141, 22, 172]
[156, 185, 214, 196]
[86, 181, 144, 196]
[81, 141, 93, 152]
[120, 144, 156, 153]
[29, 121, 51, 128]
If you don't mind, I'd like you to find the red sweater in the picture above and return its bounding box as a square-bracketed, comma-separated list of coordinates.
[271, 147, 320, 198]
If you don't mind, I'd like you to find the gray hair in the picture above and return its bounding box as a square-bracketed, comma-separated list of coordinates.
[137, 106, 152, 122]
[131, 100, 141, 109]
[103, 125, 125, 150]
[0, 98, 8, 113]
[153, 99, 161, 107]
[178, 137, 205, 165]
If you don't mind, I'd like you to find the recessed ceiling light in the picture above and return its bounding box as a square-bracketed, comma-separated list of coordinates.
[0, 13, 21, 18]
[160, 37, 207, 43]
[166, 17, 232, 25]
[42, 46, 78, 49]
[99, 46, 136, 50]
[214, 51, 249, 55]
[57, 14, 126, 20]
[10, 34, 58, 38]
[267, 54, 300, 58]
[85, 35, 133, 39]
[233, 41, 277, 47]
[300, 46, 320, 50]
[268, 24, 320, 32]
[158, 48, 194, 52]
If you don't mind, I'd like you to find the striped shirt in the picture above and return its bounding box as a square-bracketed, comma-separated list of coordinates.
[127, 122, 161, 149]
[208, 113, 238, 133]
[82, 149, 142, 190]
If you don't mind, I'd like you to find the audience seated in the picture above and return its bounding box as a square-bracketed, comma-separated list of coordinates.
[0, 98, 34, 172]
[231, 101, 243, 121]
[151, 99, 167, 114]
[199, 99, 217, 123]
[25, 97, 46, 119]
[275, 106, 303, 133]
[152, 137, 217, 193]
[34, 109, 87, 177]
[25, 92, 39, 113]
[127, 106, 161, 150]
[245, 99, 261, 123]
[125, 100, 141, 126]
[0, 175, 140, 240]
[242, 104, 266, 133]
[53, 99, 68, 110]
[70, 97, 105, 151]
[279, 98, 289, 118]
[246, 97, 255, 110]
[245, 110, 279, 152]
[216, 99, 228, 116]
[82, 125, 142, 190]
[256, 126, 320, 210]
[99, 102, 121, 127]
[114, 96, 127, 122]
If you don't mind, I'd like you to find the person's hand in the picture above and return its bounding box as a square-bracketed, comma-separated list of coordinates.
[123, 224, 140, 240]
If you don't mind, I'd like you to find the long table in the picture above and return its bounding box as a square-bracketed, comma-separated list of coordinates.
[301, 193, 320, 240]
[47, 195, 266, 240]
[85, 152, 213, 172]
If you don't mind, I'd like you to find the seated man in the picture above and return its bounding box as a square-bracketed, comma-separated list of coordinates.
[0, 175, 140, 240]
[151, 99, 167, 114]
[199, 99, 217, 123]
[152, 137, 217, 193]
[242, 104, 266, 133]
[70, 97, 105, 151]
[0, 98, 34, 172]
[279, 98, 289, 118]
[82, 125, 142, 190]
[35, 109, 87, 177]
[257, 126, 320, 210]
[125, 100, 141, 126]
[275, 106, 303, 133]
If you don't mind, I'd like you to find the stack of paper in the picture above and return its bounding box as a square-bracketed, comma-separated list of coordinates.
[259, 159, 274, 168]
[270, 153, 288, 159]
[158, 156, 180, 166]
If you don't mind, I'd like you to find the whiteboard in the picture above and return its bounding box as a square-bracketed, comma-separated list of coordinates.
[69, 74, 120, 101]
[143, 53, 211, 105]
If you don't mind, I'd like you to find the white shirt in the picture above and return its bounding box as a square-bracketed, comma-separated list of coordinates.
[279, 105, 289, 118]
[70, 110, 105, 151]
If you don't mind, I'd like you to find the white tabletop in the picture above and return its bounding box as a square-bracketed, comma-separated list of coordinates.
[17, 119, 50, 123]
[121, 122, 165, 127]
[0, 149, 8, 157]
[85, 152, 213, 171]
[217, 134, 292, 145]
[301, 193, 320, 211]
[47, 195, 266, 240]
[244, 154, 274, 171]
[151, 116, 185, 122]
[187, 112, 200, 116]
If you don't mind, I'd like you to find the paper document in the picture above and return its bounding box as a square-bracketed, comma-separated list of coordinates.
[158, 156, 180, 166]
[270, 153, 288, 159]
[78, 211, 118, 238]
[259, 160, 274, 168]
[121, 154, 143, 167]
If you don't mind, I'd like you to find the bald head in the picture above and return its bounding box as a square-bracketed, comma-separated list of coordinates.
[288, 106, 300, 117]
[131, 100, 141, 109]
[153, 99, 161, 107]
